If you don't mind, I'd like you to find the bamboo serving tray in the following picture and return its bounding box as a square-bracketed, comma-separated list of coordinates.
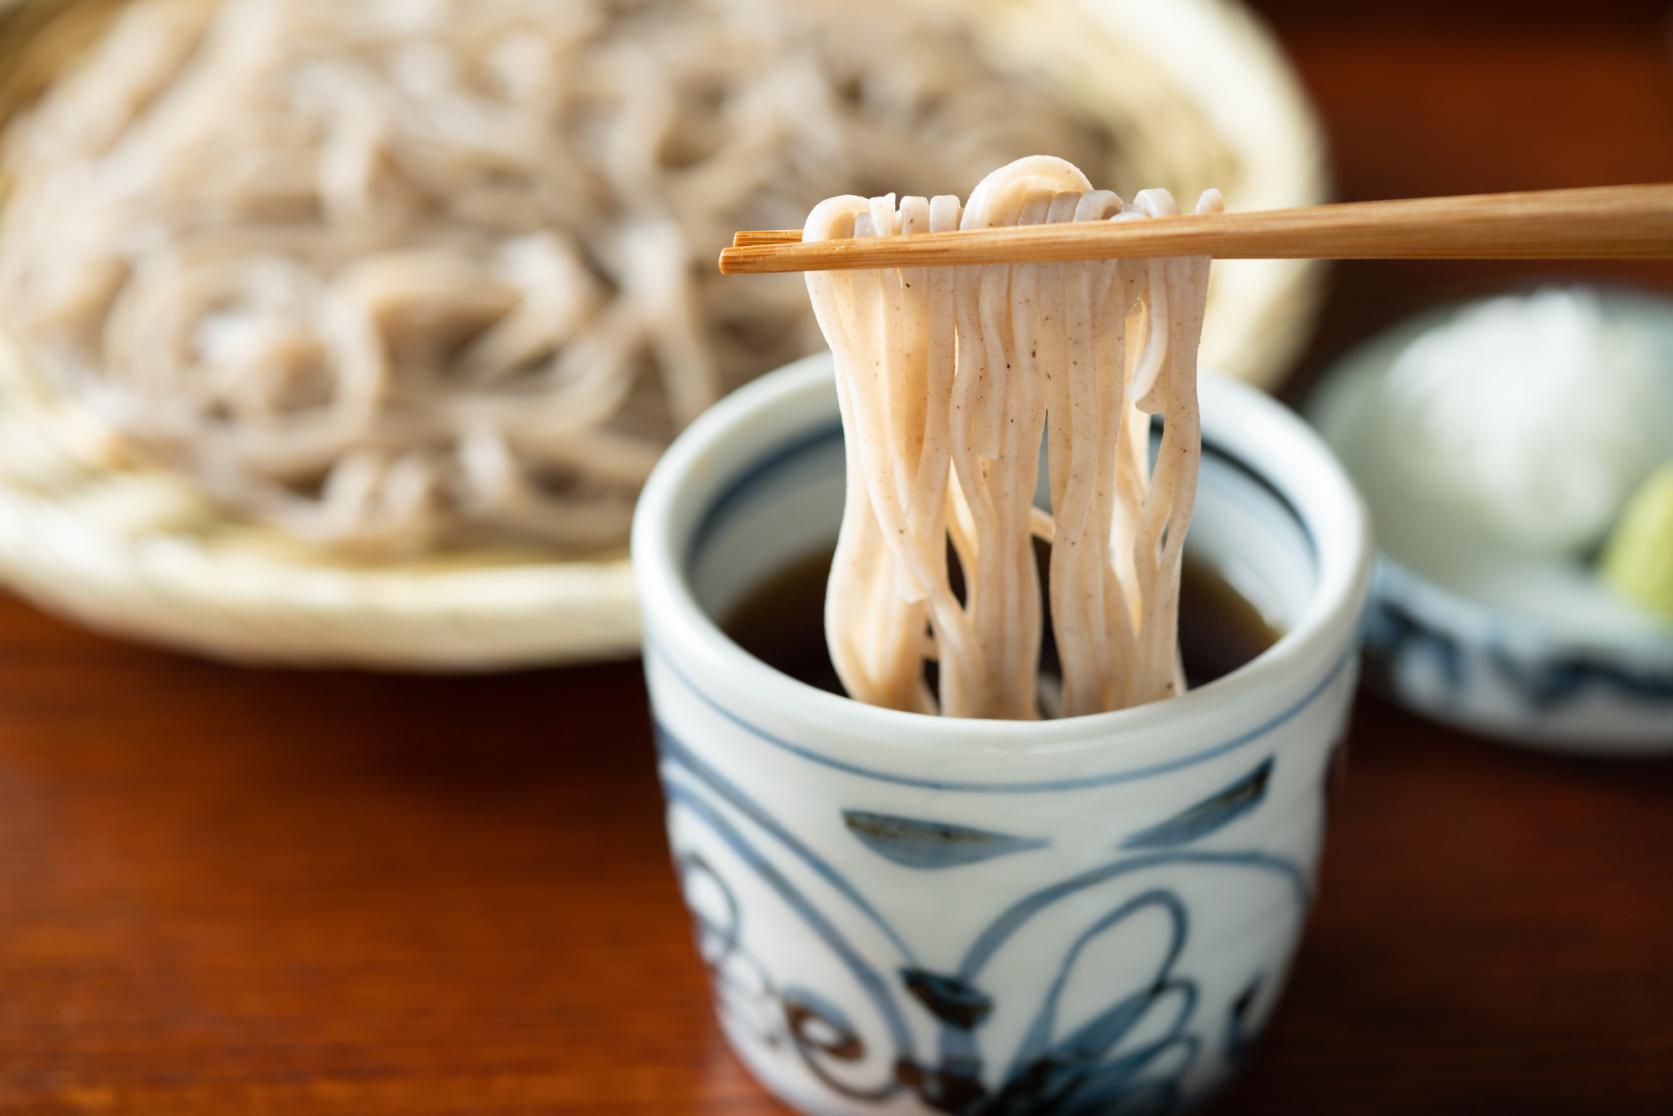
[0, 0, 1325, 669]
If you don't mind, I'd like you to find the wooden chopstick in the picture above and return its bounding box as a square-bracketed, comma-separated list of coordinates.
[719, 184, 1673, 274]
[730, 229, 802, 247]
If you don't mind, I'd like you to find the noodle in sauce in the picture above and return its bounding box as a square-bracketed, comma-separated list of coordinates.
[804, 156, 1219, 718]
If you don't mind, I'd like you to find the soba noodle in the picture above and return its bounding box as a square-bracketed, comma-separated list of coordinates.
[0, 0, 1127, 554]
[805, 156, 1218, 718]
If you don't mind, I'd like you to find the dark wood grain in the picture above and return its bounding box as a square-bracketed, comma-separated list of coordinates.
[3, 11, 1673, 1115]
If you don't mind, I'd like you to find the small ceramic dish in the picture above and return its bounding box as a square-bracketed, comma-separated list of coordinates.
[1309, 288, 1673, 754]
[633, 355, 1372, 1114]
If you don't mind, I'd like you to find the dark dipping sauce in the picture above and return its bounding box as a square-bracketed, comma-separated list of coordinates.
[720, 540, 1283, 703]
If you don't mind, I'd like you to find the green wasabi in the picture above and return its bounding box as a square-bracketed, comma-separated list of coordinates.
[1602, 462, 1673, 618]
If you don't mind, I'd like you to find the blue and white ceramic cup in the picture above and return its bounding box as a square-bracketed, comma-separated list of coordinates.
[633, 355, 1372, 1115]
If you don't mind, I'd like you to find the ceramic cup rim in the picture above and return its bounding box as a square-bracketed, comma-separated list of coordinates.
[633, 354, 1372, 765]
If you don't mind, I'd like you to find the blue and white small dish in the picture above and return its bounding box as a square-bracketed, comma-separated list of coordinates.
[1309, 287, 1673, 754]
[633, 355, 1372, 1115]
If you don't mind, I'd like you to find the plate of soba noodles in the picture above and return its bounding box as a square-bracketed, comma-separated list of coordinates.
[0, 0, 1322, 668]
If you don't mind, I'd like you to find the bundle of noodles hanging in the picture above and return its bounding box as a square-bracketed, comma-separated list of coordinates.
[805, 156, 1218, 718]
[0, 0, 1130, 555]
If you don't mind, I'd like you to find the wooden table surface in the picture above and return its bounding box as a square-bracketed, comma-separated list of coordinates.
[4, 6, 1673, 1114]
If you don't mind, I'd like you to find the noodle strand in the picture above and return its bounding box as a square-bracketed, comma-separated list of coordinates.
[807, 157, 1216, 719]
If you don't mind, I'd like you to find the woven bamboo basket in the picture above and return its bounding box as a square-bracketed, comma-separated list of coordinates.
[0, 0, 1326, 670]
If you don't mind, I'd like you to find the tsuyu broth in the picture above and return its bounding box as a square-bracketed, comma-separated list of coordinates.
[721, 539, 1282, 706]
